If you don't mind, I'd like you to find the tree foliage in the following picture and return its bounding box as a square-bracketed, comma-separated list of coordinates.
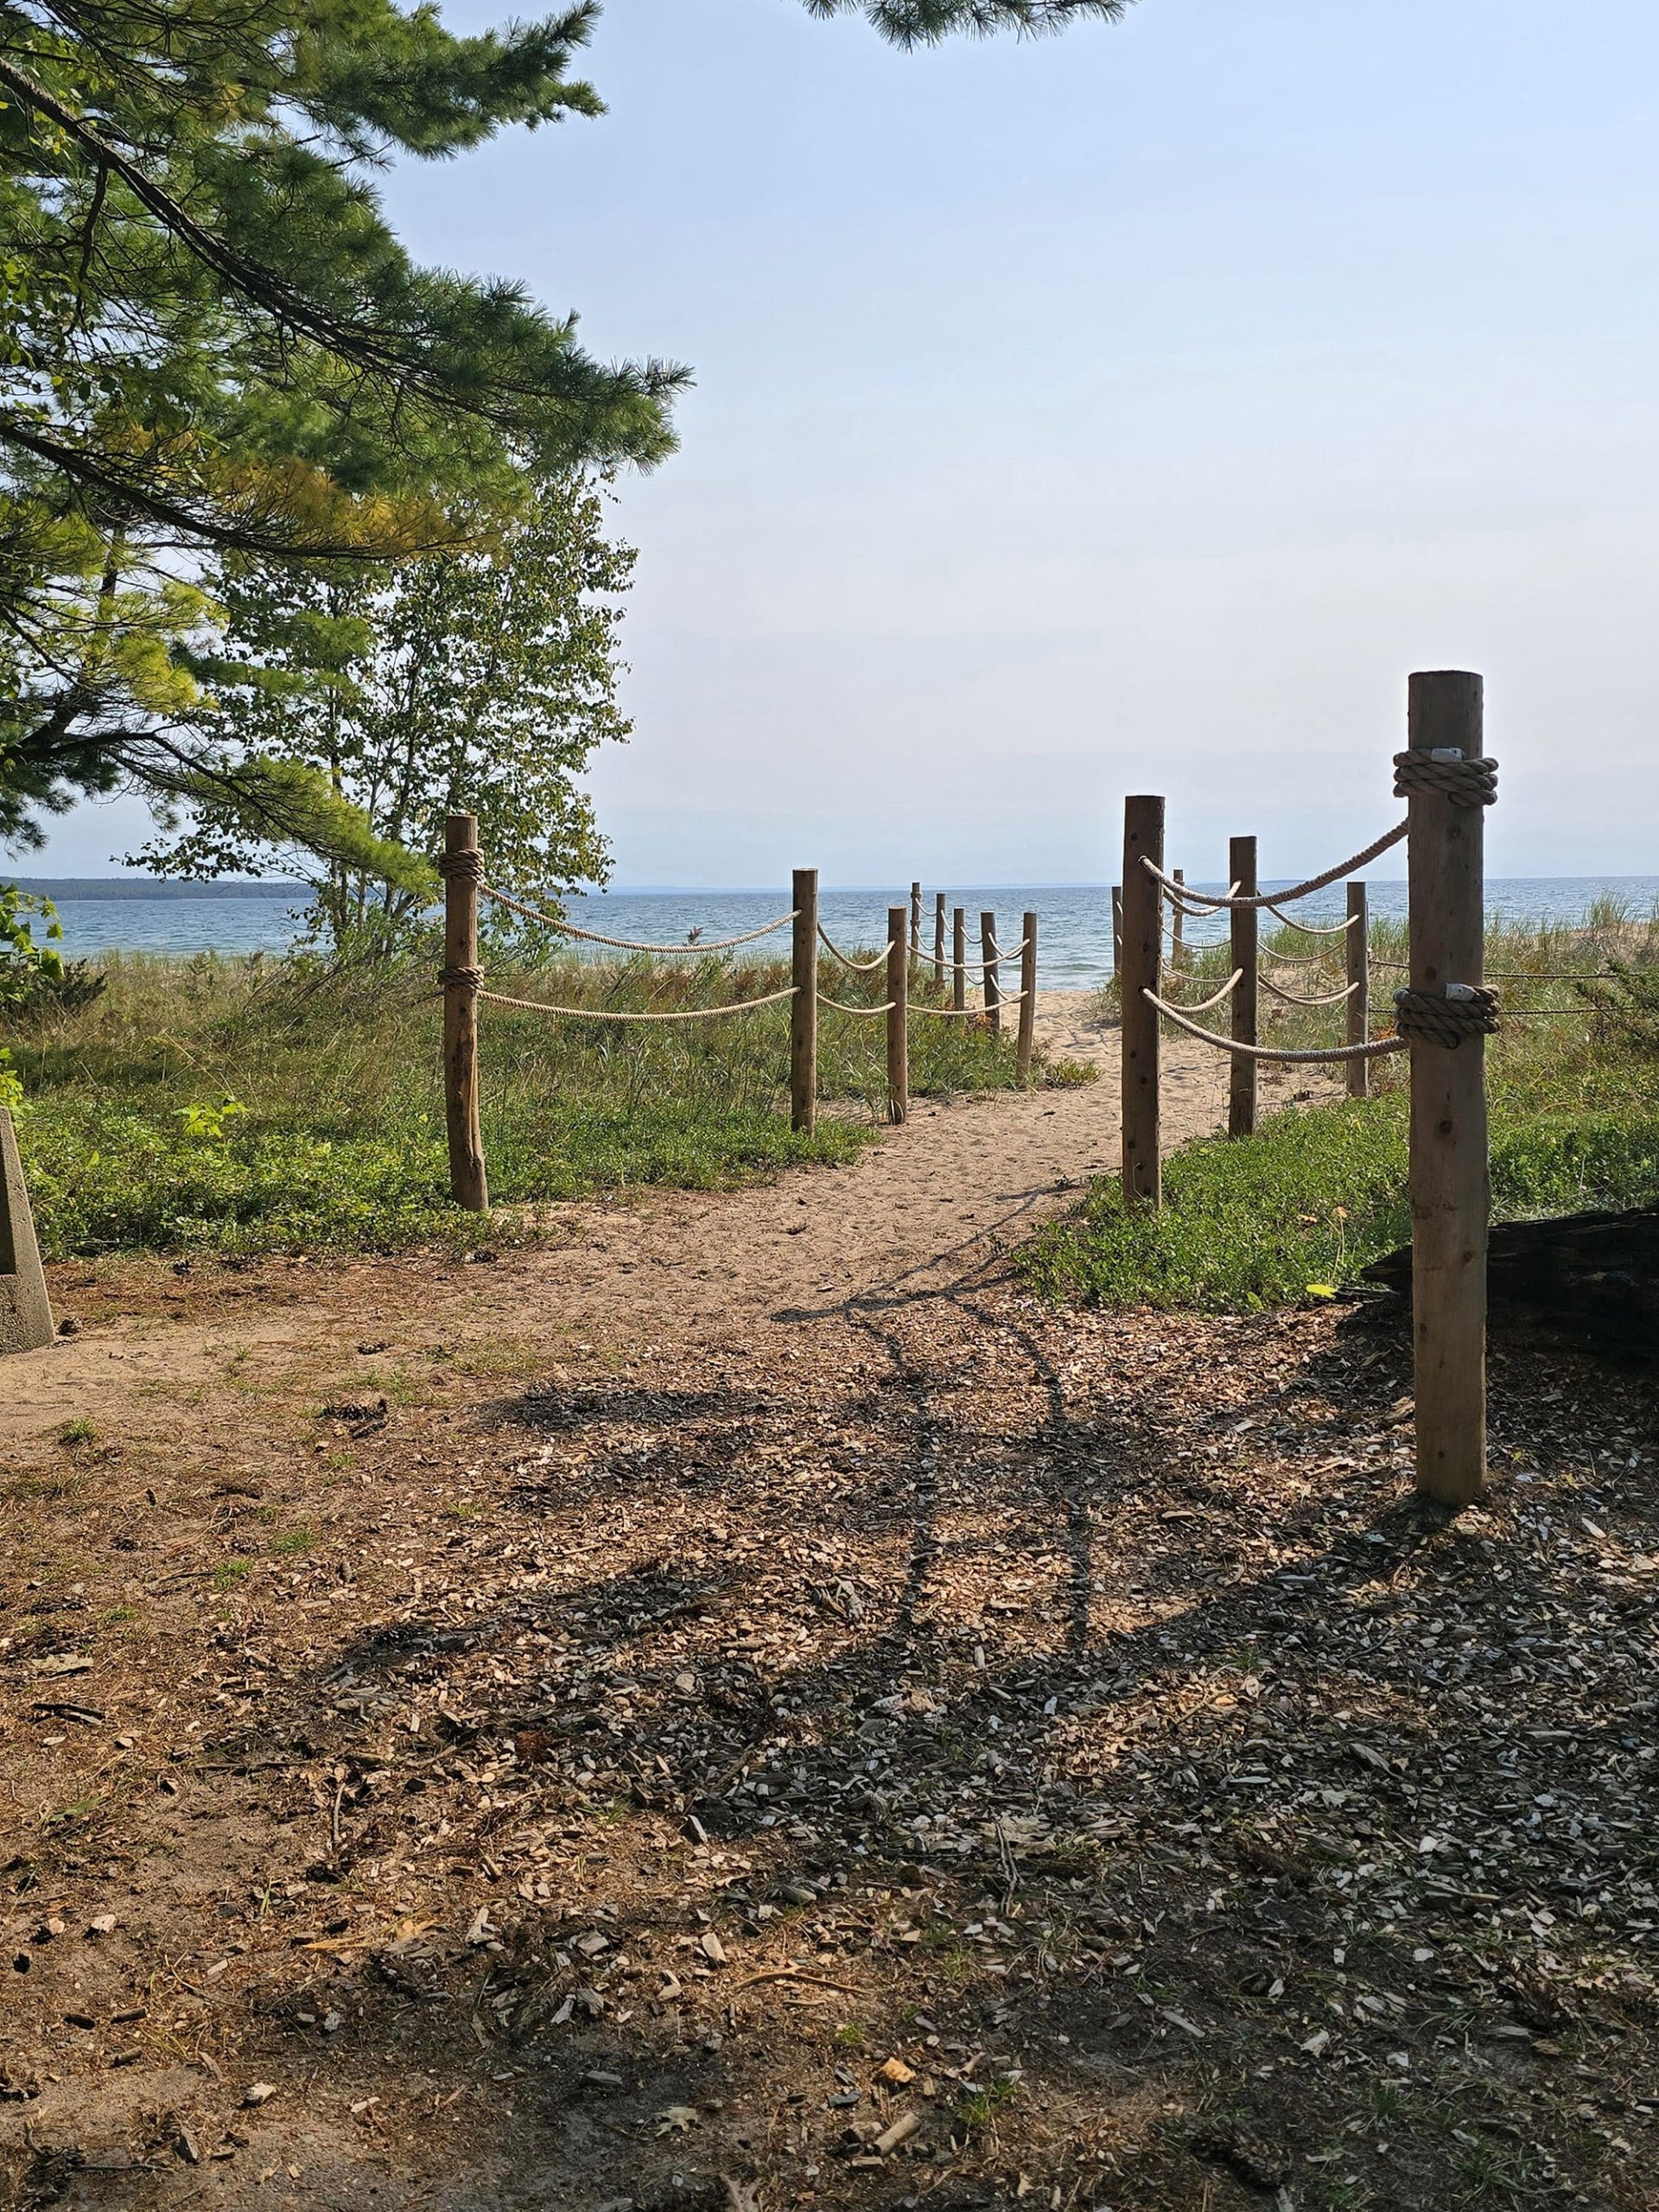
[1, 0, 1128, 871]
[0, 0, 678, 856]
[805, 0, 1131, 44]
[135, 474, 633, 947]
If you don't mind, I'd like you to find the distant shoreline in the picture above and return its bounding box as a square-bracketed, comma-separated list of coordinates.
[8, 878, 308, 902]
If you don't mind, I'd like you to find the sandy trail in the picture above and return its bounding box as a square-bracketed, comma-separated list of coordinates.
[2, 994, 1320, 1459]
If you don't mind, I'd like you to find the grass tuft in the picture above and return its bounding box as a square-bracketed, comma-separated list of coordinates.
[4, 945, 1034, 1257]
[1033, 908, 1659, 1312]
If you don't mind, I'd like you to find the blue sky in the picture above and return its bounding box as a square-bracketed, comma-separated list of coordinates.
[38, 0, 1659, 884]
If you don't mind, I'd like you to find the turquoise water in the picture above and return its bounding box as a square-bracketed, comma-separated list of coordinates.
[29, 877, 1659, 990]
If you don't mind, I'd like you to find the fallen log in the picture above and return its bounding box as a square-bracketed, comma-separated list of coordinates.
[1361, 1205, 1659, 1364]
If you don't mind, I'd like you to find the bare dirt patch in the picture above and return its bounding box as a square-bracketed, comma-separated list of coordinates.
[3, 1010, 1652, 2211]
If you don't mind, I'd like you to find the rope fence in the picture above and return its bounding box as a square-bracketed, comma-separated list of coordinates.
[478, 878, 799, 954]
[441, 837, 1046, 1192]
[480, 984, 798, 1021]
[1117, 668, 1513, 1510]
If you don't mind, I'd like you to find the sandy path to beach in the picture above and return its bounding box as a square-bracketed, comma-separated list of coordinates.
[1, 992, 1333, 1459]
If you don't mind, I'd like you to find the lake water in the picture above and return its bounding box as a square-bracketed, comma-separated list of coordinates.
[31, 877, 1659, 990]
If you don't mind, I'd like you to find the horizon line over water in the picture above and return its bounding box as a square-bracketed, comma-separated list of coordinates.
[30, 875, 1659, 988]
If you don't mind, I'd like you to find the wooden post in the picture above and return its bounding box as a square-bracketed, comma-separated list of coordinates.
[1015, 910, 1038, 1085]
[933, 892, 946, 986]
[981, 911, 1001, 1034]
[952, 906, 967, 1014]
[791, 867, 818, 1134]
[1229, 835, 1258, 1139]
[0, 1108, 54, 1352]
[1345, 880, 1370, 1100]
[1111, 884, 1123, 977]
[1120, 797, 1164, 1205]
[1171, 868, 1185, 963]
[887, 904, 909, 1125]
[442, 811, 488, 1211]
[910, 881, 922, 974]
[1407, 669, 1489, 1505]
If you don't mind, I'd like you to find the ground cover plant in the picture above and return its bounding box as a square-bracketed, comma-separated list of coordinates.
[2, 943, 1054, 1256]
[1036, 905, 1659, 1311]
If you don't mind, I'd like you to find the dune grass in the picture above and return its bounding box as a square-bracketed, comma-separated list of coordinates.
[1032, 902, 1659, 1311]
[4, 942, 1058, 1258]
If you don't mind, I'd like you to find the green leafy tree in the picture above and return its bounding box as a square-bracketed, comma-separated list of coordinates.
[1, 0, 1128, 863]
[0, 0, 679, 857]
[136, 474, 633, 947]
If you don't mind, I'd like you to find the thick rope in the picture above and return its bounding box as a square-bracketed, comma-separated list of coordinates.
[437, 964, 482, 989]
[1144, 988, 1407, 1063]
[908, 1001, 975, 1019]
[1372, 957, 1623, 982]
[1393, 750, 1499, 807]
[1141, 820, 1408, 911]
[480, 880, 798, 954]
[480, 984, 798, 1021]
[1155, 968, 1243, 1014]
[1161, 880, 1243, 918]
[1262, 946, 1344, 968]
[817, 994, 895, 1015]
[1262, 903, 1358, 936]
[818, 926, 893, 972]
[437, 849, 482, 882]
[1392, 986, 1500, 1047]
[1260, 976, 1360, 1007]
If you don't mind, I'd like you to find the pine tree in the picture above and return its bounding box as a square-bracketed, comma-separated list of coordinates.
[0, 0, 1129, 862]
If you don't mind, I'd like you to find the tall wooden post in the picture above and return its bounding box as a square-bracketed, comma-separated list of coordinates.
[910, 881, 922, 974]
[887, 905, 910, 1125]
[1111, 885, 1123, 977]
[1171, 868, 1185, 963]
[952, 907, 967, 1014]
[933, 892, 946, 985]
[1407, 669, 1489, 1505]
[791, 867, 818, 1134]
[442, 811, 488, 1211]
[981, 912, 1001, 1034]
[1229, 835, 1258, 1139]
[1345, 880, 1370, 1100]
[1015, 911, 1039, 1086]
[1120, 798, 1164, 1205]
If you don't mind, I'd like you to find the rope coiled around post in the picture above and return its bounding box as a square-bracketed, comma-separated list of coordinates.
[438, 964, 483, 989]
[437, 849, 482, 883]
[1392, 751, 1499, 807]
[1392, 986, 1500, 1047]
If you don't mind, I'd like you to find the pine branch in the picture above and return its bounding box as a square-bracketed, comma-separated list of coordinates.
[800, 0, 1133, 47]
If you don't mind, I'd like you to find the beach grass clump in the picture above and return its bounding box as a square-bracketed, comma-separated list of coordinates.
[1033, 906, 1659, 1312]
[4, 944, 1039, 1257]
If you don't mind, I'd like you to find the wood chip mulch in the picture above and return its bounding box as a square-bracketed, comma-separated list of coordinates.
[2, 1273, 1657, 2210]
